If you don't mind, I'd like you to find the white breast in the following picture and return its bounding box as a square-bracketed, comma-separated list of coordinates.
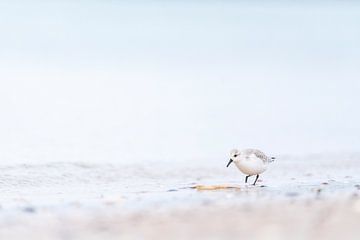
[234, 154, 267, 175]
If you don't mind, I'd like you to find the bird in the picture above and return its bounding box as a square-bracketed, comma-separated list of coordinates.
[226, 148, 275, 185]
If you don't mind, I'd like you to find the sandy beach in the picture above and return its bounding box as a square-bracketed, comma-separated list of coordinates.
[1, 154, 359, 239]
[1, 197, 360, 240]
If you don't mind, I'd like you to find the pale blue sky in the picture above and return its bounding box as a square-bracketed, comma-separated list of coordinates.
[1, 1, 359, 162]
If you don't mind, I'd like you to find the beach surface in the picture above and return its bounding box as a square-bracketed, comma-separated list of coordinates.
[1, 154, 360, 239]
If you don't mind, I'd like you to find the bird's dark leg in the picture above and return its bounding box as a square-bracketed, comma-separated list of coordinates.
[245, 175, 250, 183]
[253, 175, 259, 185]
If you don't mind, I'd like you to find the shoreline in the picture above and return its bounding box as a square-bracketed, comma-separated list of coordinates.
[0, 155, 360, 239]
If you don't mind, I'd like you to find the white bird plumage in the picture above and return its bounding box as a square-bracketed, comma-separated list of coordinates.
[226, 148, 275, 185]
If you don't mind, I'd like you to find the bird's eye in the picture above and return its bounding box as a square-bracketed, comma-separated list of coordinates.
[234, 154, 238, 157]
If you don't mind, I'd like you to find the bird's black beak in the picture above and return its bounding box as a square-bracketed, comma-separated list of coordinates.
[226, 159, 233, 167]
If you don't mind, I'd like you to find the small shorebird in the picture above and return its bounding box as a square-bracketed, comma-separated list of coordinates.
[226, 149, 275, 185]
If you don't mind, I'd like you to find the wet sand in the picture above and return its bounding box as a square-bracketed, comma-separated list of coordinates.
[0, 154, 360, 239]
[1, 195, 360, 240]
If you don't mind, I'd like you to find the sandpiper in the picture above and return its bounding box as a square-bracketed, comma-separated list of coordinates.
[226, 149, 275, 185]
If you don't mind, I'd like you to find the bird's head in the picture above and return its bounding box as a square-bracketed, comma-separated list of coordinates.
[226, 149, 240, 167]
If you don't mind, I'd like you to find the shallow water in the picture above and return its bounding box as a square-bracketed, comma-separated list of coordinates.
[1, 154, 359, 213]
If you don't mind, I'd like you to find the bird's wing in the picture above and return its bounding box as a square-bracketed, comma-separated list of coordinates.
[249, 149, 271, 163]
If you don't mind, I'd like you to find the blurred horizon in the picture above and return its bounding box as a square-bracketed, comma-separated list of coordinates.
[1, 1, 360, 163]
